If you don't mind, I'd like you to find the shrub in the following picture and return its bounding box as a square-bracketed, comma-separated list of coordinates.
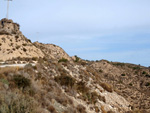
[58, 58, 68, 63]
[23, 48, 27, 52]
[145, 74, 150, 78]
[0, 67, 23, 75]
[100, 82, 113, 92]
[16, 45, 20, 49]
[13, 75, 31, 89]
[101, 106, 107, 113]
[99, 69, 103, 73]
[145, 82, 150, 86]
[54, 75, 75, 88]
[142, 71, 146, 74]
[76, 81, 89, 94]
[121, 74, 126, 76]
[32, 57, 38, 61]
[55, 96, 68, 106]
[89, 92, 99, 104]
[76, 104, 86, 113]
[0, 79, 9, 85]
[94, 106, 100, 112]
[112, 62, 125, 67]
[0, 92, 37, 113]
[132, 66, 140, 70]
[47, 105, 57, 113]
[74, 55, 80, 62]
[22, 43, 27, 46]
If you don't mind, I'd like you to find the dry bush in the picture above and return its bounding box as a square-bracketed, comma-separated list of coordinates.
[0, 91, 38, 113]
[55, 94, 73, 107]
[47, 105, 57, 113]
[94, 106, 100, 113]
[107, 111, 116, 113]
[76, 81, 89, 94]
[128, 109, 146, 113]
[100, 82, 113, 92]
[101, 106, 107, 113]
[54, 74, 76, 88]
[13, 75, 31, 90]
[76, 104, 87, 113]
[0, 67, 23, 75]
[64, 107, 77, 113]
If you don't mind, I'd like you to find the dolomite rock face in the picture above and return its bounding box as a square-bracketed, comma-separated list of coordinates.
[0, 18, 44, 61]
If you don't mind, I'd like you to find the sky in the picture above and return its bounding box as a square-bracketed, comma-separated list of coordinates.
[0, 0, 150, 66]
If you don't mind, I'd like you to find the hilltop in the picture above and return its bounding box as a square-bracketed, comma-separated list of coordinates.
[0, 19, 150, 113]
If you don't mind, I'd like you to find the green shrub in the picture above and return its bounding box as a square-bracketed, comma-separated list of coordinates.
[58, 58, 68, 63]
[121, 74, 126, 76]
[13, 75, 31, 89]
[112, 62, 125, 67]
[142, 71, 147, 74]
[74, 55, 80, 62]
[133, 66, 140, 70]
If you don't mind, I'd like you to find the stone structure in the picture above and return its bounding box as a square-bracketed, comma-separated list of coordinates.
[0, 18, 20, 35]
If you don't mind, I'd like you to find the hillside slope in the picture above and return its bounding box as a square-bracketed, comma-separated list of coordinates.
[0, 18, 149, 113]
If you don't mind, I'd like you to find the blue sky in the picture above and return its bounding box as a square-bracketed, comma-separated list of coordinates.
[0, 0, 150, 66]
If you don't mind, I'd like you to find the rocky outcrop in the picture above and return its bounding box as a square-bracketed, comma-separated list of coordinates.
[0, 18, 44, 61]
[0, 18, 20, 35]
[34, 42, 72, 61]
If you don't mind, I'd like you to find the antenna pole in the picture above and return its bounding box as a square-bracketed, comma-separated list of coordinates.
[6, 0, 9, 19]
[6, 0, 12, 19]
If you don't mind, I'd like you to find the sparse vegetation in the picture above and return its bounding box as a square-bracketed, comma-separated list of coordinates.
[112, 62, 125, 67]
[58, 58, 68, 63]
[0, 92, 38, 113]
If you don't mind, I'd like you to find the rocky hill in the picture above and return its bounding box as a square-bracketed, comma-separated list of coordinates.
[0, 18, 44, 61]
[0, 18, 149, 113]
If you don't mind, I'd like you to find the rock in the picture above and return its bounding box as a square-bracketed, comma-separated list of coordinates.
[0, 18, 20, 35]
